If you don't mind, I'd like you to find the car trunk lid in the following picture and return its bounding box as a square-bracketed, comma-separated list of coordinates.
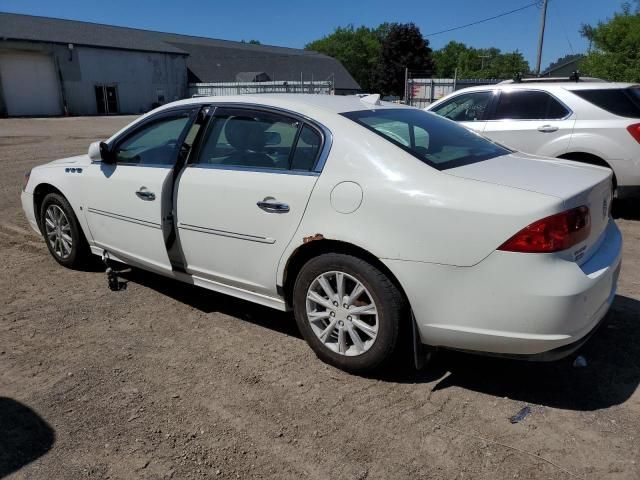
[446, 153, 613, 264]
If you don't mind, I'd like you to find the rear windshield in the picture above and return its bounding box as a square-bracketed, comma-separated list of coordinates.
[341, 108, 511, 170]
[572, 87, 640, 118]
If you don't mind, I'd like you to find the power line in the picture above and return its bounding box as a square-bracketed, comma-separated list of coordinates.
[423, 1, 542, 37]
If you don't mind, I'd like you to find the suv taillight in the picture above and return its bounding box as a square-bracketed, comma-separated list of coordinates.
[627, 123, 640, 143]
[498, 206, 591, 253]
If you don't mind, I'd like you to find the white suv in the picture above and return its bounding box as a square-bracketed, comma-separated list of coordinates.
[426, 80, 640, 198]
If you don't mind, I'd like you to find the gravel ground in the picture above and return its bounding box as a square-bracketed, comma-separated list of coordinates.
[1, 116, 639, 480]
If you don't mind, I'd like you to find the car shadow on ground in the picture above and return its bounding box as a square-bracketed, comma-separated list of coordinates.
[0, 397, 55, 479]
[404, 295, 640, 411]
[119, 268, 640, 411]
[119, 268, 302, 339]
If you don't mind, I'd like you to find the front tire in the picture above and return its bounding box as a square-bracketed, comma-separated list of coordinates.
[293, 253, 405, 373]
[39, 192, 90, 269]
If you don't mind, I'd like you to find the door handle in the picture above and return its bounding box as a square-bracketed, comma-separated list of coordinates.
[135, 187, 156, 201]
[257, 200, 290, 213]
[537, 125, 559, 133]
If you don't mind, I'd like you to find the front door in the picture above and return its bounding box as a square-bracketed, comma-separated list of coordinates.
[176, 107, 326, 296]
[83, 108, 198, 273]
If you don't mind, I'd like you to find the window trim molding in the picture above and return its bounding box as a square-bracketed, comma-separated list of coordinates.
[188, 102, 333, 175]
[105, 106, 200, 168]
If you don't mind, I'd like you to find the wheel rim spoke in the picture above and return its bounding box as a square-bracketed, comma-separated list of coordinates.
[352, 318, 377, 338]
[346, 283, 365, 306]
[308, 310, 331, 322]
[307, 290, 335, 311]
[349, 303, 377, 316]
[319, 319, 337, 343]
[335, 272, 345, 303]
[346, 324, 364, 352]
[337, 328, 347, 354]
[305, 271, 379, 357]
[317, 276, 336, 302]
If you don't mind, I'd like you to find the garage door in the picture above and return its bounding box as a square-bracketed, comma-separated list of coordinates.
[0, 52, 62, 116]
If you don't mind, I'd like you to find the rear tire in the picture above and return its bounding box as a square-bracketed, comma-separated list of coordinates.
[293, 253, 405, 373]
[39, 192, 91, 269]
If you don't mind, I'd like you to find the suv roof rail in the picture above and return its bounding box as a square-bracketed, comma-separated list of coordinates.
[499, 72, 606, 85]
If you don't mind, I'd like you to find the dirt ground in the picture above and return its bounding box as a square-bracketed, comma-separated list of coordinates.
[1, 116, 639, 480]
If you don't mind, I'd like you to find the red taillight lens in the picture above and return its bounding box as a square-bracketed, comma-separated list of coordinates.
[627, 123, 640, 143]
[498, 206, 591, 253]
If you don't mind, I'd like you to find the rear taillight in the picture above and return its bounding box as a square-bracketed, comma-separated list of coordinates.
[498, 206, 591, 253]
[627, 123, 640, 143]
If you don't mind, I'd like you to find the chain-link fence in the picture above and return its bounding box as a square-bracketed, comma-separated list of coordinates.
[189, 80, 333, 97]
[406, 78, 503, 108]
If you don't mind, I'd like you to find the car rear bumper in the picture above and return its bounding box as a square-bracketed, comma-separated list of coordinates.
[21, 190, 40, 234]
[383, 218, 622, 357]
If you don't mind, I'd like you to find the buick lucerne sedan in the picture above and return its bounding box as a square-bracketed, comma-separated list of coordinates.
[21, 94, 622, 373]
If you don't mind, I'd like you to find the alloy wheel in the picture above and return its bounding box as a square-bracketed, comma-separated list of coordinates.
[44, 205, 73, 259]
[305, 271, 379, 356]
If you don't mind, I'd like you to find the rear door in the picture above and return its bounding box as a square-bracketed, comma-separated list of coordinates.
[176, 106, 328, 296]
[483, 89, 575, 156]
[429, 90, 494, 134]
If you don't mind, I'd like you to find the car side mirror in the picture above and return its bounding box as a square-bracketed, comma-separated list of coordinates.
[99, 141, 116, 164]
[88, 141, 102, 161]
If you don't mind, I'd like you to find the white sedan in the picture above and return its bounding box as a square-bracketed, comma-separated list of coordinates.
[21, 94, 622, 373]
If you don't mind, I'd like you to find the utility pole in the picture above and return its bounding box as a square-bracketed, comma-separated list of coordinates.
[478, 55, 491, 71]
[535, 0, 549, 76]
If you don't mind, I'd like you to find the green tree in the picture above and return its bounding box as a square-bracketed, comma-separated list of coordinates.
[579, 2, 640, 82]
[373, 23, 434, 96]
[433, 41, 529, 79]
[305, 25, 383, 92]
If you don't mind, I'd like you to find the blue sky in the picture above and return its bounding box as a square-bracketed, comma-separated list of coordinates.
[0, 0, 623, 70]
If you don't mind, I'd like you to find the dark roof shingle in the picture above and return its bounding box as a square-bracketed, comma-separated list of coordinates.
[0, 13, 360, 90]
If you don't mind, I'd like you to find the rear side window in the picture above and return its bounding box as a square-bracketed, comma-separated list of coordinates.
[492, 90, 569, 120]
[572, 87, 640, 118]
[290, 125, 322, 171]
[341, 108, 511, 170]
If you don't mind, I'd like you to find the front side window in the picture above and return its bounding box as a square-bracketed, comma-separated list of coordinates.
[341, 108, 511, 170]
[572, 87, 640, 118]
[431, 91, 493, 122]
[196, 109, 301, 170]
[113, 114, 191, 165]
[492, 90, 569, 120]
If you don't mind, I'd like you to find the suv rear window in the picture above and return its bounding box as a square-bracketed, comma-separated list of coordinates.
[341, 108, 511, 170]
[572, 87, 640, 118]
